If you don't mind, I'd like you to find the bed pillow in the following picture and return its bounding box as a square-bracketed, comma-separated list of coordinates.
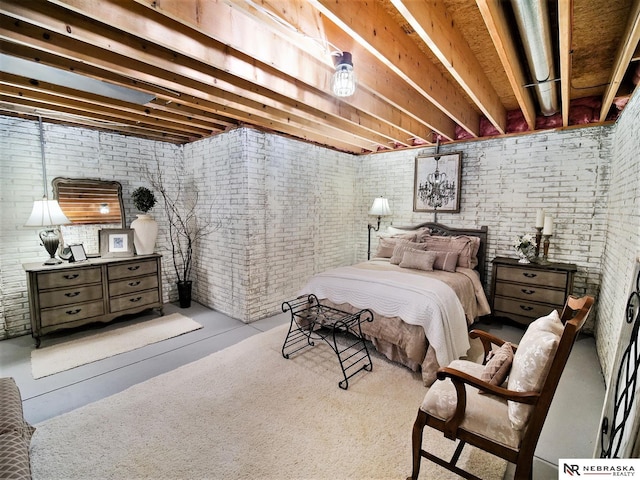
[481, 342, 514, 386]
[421, 235, 480, 269]
[374, 237, 400, 258]
[390, 241, 427, 265]
[399, 249, 437, 271]
[378, 226, 417, 241]
[431, 251, 459, 272]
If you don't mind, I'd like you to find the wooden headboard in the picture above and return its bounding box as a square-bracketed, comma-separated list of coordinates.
[394, 222, 489, 284]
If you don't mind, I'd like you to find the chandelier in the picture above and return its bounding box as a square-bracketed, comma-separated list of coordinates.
[417, 138, 456, 210]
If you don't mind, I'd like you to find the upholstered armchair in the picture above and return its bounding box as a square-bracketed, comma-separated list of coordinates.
[408, 295, 594, 480]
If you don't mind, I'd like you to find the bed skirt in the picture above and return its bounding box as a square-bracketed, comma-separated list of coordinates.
[319, 299, 440, 386]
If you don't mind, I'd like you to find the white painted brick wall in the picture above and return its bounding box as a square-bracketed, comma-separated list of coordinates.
[358, 125, 613, 335]
[596, 90, 640, 382]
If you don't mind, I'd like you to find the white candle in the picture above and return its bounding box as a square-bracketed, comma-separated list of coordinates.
[536, 209, 545, 228]
[543, 216, 553, 235]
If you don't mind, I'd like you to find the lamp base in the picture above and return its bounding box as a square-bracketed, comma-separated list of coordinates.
[39, 229, 62, 265]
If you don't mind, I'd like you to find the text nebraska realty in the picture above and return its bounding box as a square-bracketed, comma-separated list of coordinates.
[565, 464, 636, 476]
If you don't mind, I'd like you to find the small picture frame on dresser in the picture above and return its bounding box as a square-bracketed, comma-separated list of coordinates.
[69, 244, 87, 262]
[99, 228, 134, 258]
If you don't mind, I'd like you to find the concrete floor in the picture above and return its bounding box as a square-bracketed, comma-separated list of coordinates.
[0, 302, 606, 479]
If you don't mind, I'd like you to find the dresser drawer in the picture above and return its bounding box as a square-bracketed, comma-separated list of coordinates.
[110, 290, 160, 313]
[494, 281, 566, 306]
[493, 297, 558, 321]
[37, 267, 102, 289]
[109, 275, 158, 296]
[39, 285, 103, 309]
[495, 266, 567, 288]
[108, 259, 158, 281]
[40, 300, 105, 327]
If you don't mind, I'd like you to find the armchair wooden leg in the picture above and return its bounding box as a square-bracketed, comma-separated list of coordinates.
[407, 409, 428, 480]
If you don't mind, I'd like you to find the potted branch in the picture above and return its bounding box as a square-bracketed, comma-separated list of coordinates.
[147, 162, 215, 308]
[130, 187, 158, 255]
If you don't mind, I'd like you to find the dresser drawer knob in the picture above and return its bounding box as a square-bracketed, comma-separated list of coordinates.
[521, 289, 535, 295]
[127, 266, 140, 271]
[519, 305, 534, 311]
[64, 291, 81, 297]
[523, 272, 537, 278]
[63, 274, 80, 280]
[65, 308, 82, 315]
[129, 296, 143, 303]
[128, 281, 141, 287]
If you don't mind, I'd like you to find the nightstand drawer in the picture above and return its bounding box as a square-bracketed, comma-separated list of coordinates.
[108, 259, 158, 281]
[40, 300, 105, 327]
[494, 281, 565, 306]
[109, 275, 158, 296]
[110, 290, 160, 313]
[37, 267, 102, 289]
[493, 297, 558, 321]
[495, 266, 567, 288]
[39, 285, 103, 308]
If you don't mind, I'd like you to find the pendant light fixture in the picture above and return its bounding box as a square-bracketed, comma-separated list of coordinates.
[331, 52, 357, 97]
[24, 117, 71, 265]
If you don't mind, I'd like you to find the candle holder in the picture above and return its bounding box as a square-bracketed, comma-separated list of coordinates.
[540, 234, 552, 264]
[534, 227, 543, 260]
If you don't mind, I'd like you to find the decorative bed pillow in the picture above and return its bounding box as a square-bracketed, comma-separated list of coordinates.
[481, 342, 514, 386]
[390, 240, 427, 265]
[421, 235, 480, 269]
[399, 249, 437, 271]
[431, 251, 459, 272]
[374, 237, 399, 258]
[507, 310, 562, 429]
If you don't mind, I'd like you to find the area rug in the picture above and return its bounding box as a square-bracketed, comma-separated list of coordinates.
[31, 313, 202, 379]
[30, 324, 507, 479]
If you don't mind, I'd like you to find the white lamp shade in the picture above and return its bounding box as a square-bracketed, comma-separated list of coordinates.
[25, 199, 71, 227]
[369, 197, 391, 216]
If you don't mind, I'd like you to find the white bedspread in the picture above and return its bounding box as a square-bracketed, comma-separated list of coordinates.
[299, 266, 470, 367]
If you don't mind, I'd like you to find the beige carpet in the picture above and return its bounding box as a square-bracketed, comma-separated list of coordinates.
[31, 313, 203, 379]
[30, 324, 507, 479]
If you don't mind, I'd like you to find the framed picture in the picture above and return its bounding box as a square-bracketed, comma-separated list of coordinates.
[99, 228, 134, 258]
[69, 244, 87, 263]
[413, 152, 462, 213]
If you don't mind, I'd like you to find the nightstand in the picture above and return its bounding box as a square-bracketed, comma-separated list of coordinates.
[490, 256, 577, 326]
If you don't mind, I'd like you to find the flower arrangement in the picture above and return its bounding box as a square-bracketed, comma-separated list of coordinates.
[513, 233, 536, 263]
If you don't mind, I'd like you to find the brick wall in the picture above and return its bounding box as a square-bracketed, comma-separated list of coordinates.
[358, 126, 612, 334]
[596, 90, 640, 381]
[1, 102, 637, 385]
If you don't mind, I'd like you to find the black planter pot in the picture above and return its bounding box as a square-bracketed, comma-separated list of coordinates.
[177, 280, 192, 308]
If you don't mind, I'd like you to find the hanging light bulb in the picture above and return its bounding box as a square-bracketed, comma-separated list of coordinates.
[331, 52, 356, 97]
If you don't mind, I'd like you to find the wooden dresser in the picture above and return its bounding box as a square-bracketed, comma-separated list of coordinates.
[490, 256, 577, 326]
[24, 254, 163, 347]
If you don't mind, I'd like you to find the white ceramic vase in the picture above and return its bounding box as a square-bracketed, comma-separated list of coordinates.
[516, 249, 530, 264]
[131, 214, 158, 255]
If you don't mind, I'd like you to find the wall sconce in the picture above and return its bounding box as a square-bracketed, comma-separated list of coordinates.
[331, 52, 356, 97]
[367, 196, 392, 260]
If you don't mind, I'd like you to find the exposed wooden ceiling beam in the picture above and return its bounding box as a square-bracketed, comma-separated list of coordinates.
[599, 0, 640, 121]
[558, 0, 573, 127]
[42, 0, 415, 149]
[476, 0, 537, 131]
[389, 0, 506, 134]
[222, 0, 454, 142]
[311, 0, 481, 137]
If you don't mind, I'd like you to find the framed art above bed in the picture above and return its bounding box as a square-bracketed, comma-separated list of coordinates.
[413, 152, 462, 213]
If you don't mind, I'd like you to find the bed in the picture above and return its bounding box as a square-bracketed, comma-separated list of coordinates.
[298, 222, 491, 386]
